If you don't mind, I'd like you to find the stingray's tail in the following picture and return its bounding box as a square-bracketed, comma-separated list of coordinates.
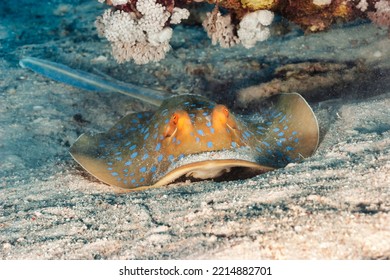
[19, 57, 166, 107]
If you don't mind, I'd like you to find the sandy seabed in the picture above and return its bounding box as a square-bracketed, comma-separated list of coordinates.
[0, 0, 389, 259]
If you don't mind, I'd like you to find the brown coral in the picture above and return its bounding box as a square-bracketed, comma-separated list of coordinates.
[202, 6, 240, 47]
[368, 0, 390, 36]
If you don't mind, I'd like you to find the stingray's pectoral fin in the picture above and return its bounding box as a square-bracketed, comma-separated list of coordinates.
[250, 93, 319, 168]
[69, 133, 118, 187]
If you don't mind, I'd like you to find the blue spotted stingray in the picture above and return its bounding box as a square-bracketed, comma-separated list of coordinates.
[20, 57, 319, 190]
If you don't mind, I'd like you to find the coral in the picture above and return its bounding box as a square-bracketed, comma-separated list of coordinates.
[368, 0, 390, 36]
[94, 0, 388, 64]
[237, 10, 274, 48]
[356, 0, 369, 12]
[202, 6, 240, 48]
[202, 7, 274, 48]
[240, 0, 279, 10]
[312, 0, 332, 6]
[95, 0, 189, 64]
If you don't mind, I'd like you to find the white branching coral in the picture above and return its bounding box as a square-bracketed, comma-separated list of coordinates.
[95, 0, 189, 64]
[202, 7, 274, 49]
[356, 0, 369, 12]
[237, 10, 274, 49]
[202, 8, 239, 48]
[170, 7, 191, 24]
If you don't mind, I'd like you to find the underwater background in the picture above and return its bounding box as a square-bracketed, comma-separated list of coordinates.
[0, 0, 389, 259]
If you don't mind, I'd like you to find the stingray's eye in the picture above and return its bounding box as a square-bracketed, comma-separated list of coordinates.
[212, 105, 232, 126]
[222, 107, 229, 118]
[212, 104, 238, 132]
[171, 113, 179, 125]
[163, 111, 192, 138]
[164, 113, 179, 138]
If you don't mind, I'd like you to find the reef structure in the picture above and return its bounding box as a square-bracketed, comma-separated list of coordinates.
[96, 0, 390, 64]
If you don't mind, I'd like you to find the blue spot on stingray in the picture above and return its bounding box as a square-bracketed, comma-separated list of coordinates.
[273, 128, 280, 132]
[284, 125, 288, 130]
[278, 132, 284, 137]
[257, 126, 265, 130]
[256, 147, 262, 153]
[164, 119, 169, 124]
[203, 112, 209, 116]
[207, 141, 213, 148]
[130, 172, 134, 177]
[131, 152, 138, 159]
[131, 179, 136, 184]
[178, 154, 184, 160]
[155, 143, 161, 151]
[153, 133, 158, 139]
[137, 113, 143, 119]
[263, 141, 270, 147]
[195, 137, 200, 143]
[154, 123, 159, 129]
[129, 145, 137, 151]
[168, 155, 174, 162]
[117, 177, 122, 182]
[157, 154, 163, 162]
[177, 139, 181, 145]
[144, 133, 149, 140]
[140, 178, 145, 183]
[279, 115, 287, 123]
[206, 121, 211, 127]
[107, 167, 113, 171]
[116, 157, 122, 161]
[125, 161, 132, 166]
[210, 127, 215, 134]
[277, 141, 282, 147]
[172, 137, 176, 143]
[231, 141, 237, 148]
[294, 138, 299, 143]
[286, 146, 294, 151]
[197, 129, 205, 136]
[124, 141, 131, 147]
[266, 121, 272, 126]
[123, 169, 128, 173]
[292, 131, 298, 135]
[142, 154, 149, 160]
[151, 166, 157, 173]
[107, 162, 113, 166]
[272, 112, 282, 118]
[99, 143, 106, 148]
[131, 119, 138, 124]
[111, 172, 119, 177]
[140, 167, 147, 173]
